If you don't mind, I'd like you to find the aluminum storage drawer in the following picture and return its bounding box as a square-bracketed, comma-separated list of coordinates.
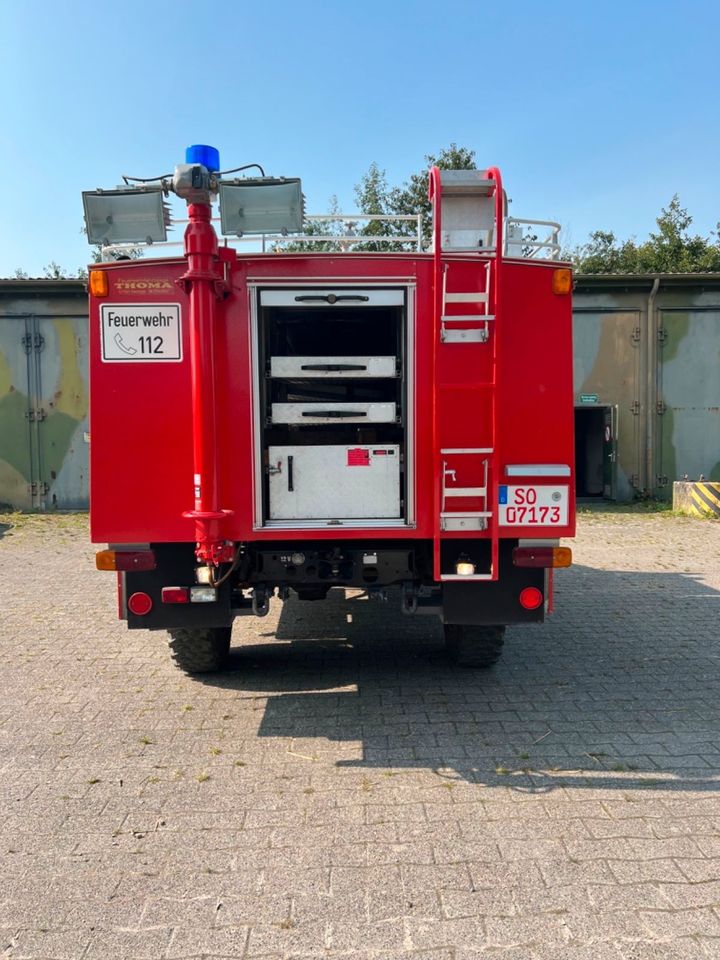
[270, 402, 396, 424]
[268, 444, 400, 520]
[270, 356, 397, 378]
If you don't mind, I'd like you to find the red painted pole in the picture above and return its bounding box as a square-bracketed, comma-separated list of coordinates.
[181, 202, 233, 565]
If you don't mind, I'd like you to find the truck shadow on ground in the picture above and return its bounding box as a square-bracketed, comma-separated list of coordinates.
[203, 564, 720, 791]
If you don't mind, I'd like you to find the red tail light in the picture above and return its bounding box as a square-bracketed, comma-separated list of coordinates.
[128, 592, 153, 615]
[161, 587, 190, 604]
[519, 586, 543, 610]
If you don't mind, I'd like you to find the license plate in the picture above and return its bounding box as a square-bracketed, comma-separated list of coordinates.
[498, 485, 568, 526]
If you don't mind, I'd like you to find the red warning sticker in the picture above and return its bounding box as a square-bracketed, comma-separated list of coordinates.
[347, 447, 371, 466]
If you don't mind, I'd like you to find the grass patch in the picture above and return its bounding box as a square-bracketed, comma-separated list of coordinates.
[0, 510, 89, 536]
[577, 500, 674, 516]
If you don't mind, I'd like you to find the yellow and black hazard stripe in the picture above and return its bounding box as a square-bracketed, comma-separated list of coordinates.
[688, 482, 720, 518]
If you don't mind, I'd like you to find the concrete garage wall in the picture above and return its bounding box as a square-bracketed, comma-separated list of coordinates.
[0, 281, 89, 510]
[573, 274, 720, 500]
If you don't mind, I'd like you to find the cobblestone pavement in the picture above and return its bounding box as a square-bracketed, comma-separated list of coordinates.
[1, 510, 720, 959]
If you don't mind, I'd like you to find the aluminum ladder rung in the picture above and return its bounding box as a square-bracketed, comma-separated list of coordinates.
[441, 448, 494, 454]
[441, 314, 495, 323]
[443, 487, 487, 498]
[441, 514, 489, 531]
[440, 573, 494, 581]
[441, 329, 488, 343]
[444, 246, 497, 254]
[439, 173, 495, 196]
[444, 291, 488, 303]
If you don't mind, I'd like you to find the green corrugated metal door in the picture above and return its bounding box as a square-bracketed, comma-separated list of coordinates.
[0, 314, 89, 510]
[657, 310, 720, 496]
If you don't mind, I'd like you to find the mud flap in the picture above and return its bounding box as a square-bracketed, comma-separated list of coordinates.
[442, 566, 545, 625]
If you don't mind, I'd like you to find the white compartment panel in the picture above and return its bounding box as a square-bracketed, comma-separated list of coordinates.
[260, 289, 404, 307]
[270, 355, 396, 378]
[271, 402, 396, 424]
[268, 445, 400, 520]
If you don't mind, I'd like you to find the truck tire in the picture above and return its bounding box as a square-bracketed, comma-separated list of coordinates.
[444, 624, 505, 668]
[167, 627, 232, 674]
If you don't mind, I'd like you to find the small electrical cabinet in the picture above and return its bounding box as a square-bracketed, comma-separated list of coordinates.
[268, 444, 401, 520]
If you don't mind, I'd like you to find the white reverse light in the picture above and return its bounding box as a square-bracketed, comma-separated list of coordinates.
[195, 565, 213, 584]
[190, 586, 217, 603]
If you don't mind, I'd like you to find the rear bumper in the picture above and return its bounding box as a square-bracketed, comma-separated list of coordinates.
[119, 538, 550, 629]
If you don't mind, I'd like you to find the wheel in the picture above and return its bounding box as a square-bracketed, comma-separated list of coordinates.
[444, 624, 505, 668]
[167, 626, 232, 674]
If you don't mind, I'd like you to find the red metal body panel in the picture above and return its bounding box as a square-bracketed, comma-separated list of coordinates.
[89, 250, 575, 549]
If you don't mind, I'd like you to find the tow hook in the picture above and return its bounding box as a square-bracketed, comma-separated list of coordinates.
[252, 587, 270, 617]
[401, 581, 418, 614]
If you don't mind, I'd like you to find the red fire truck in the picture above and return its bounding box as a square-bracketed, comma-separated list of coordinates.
[85, 147, 575, 673]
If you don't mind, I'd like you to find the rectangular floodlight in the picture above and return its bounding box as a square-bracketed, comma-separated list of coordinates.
[219, 177, 304, 236]
[82, 187, 169, 245]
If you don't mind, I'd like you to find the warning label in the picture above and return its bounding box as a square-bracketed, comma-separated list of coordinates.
[100, 303, 182, 362]
[347, 448, 371, 466]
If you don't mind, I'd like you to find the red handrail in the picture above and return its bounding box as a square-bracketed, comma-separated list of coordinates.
[485, 166, 503, 579]
[428, 167, 443, 580]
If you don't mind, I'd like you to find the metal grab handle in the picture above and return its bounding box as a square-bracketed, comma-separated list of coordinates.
[300, 410, 367, 418]
[294, 294, 370, 303]
[287, 455, 294, 491]
[300, 363, 368, 372]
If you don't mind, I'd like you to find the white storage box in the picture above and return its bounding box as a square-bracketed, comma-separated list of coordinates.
[270, 355, 396, 378]
[268, 444, 400, 520]
[270, 402, 396, 424]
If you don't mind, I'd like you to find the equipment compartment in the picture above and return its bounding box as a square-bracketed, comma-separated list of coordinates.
[254, 287, 411, 527]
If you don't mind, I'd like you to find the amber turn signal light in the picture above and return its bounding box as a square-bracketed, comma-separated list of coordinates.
[89, 270, 109, 297]
[552, 268, 572, 295]
[96, 549, 157, 572]
[513, 546, 572, 568]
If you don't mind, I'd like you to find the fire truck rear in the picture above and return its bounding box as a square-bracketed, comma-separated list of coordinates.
[86, 148, 575, 673]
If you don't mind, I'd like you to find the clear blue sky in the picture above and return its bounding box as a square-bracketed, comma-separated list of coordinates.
[1, 0, 718, 276]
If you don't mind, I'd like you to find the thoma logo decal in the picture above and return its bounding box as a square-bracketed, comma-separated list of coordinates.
[113, 279, 174, 291]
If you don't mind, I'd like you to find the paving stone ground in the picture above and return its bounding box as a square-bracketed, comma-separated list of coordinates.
[1, 508, 720, 959]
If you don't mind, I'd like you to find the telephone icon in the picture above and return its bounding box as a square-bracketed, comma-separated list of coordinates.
[114, 333, 137, 356]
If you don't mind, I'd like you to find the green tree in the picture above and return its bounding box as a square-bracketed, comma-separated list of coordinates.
[43, 261, 67, 279]
[281, 144, 478, 253]
[351, 143, 477, 249]
[353, 162, 396, 251]
[572, 196, 720, 273]
[387, 143, 477, 246]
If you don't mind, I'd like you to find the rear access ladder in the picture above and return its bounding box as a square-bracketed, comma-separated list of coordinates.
[428, 166, 504, 583]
